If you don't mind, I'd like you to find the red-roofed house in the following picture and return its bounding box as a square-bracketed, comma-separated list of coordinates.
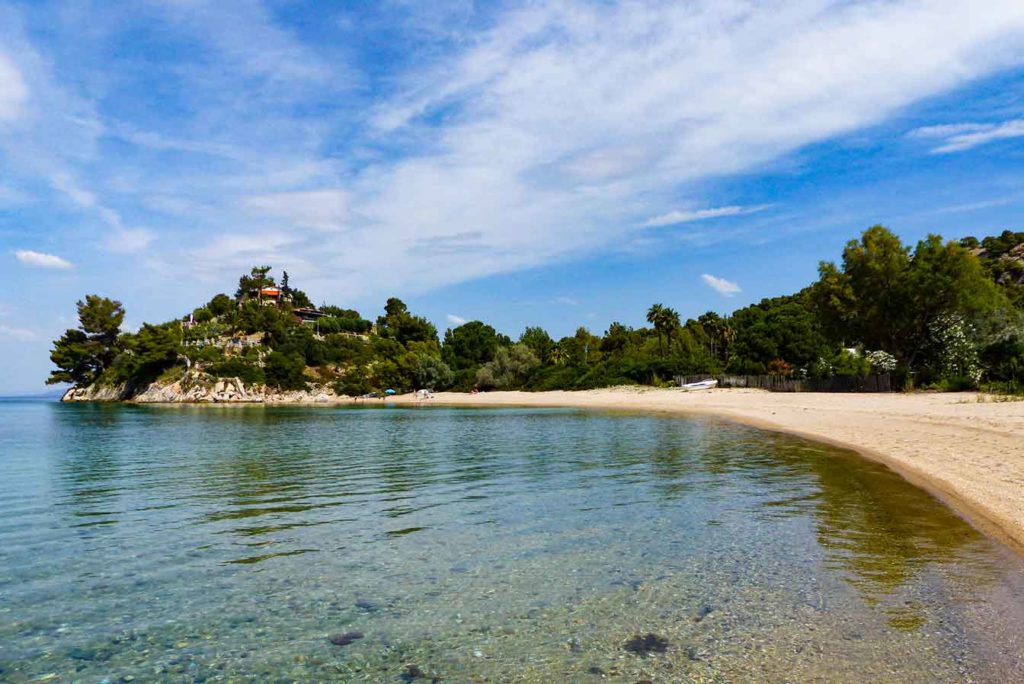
[259, 287, 283, 305]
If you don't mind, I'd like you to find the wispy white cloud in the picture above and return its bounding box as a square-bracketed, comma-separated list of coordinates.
[49, 171, 97, 209]
[0, 50, 27, 121]
[3, 0, 1024, 317]
[701, 273, 741, 297]
[103, 228, 155, 254]
[333, 0, 1024, 297]
[49, 171, 158, 253]
[446, 313, 467, 325]
[243, 189, 349, 232]
[551, 296, 579, 306]
[0, 324, 36, 341]
[642, 205, 769, 228]
[931, 194, 1021, 214]
[153, 0, 338, 88]
[910, 119, 1024, 153]
[14, 250, 72, 269]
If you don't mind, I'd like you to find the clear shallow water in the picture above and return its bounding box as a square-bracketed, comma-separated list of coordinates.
[2, 402, 1024, 683]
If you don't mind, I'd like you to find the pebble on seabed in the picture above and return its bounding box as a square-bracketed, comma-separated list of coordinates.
[328, 631, 364, 646]
[623, 634, 670, 656]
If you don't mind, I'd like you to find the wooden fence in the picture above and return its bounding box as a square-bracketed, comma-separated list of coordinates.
[675, 373, 901, 393]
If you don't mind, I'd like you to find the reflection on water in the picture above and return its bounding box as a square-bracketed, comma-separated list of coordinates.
[1, 402, 1023, 682]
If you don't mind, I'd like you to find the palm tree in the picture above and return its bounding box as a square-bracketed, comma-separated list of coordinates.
[646, 304, 666, 357]
[550, 345, 568, 367]
[663, 307, 681, 355]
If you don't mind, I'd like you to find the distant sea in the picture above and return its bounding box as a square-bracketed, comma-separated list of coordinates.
[0, 389, 64, 401]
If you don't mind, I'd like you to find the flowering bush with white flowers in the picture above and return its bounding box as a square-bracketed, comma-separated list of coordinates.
[865, 350, 898, 373]
[929, 314, 983, 384]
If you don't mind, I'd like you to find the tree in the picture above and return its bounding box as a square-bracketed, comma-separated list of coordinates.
[646, 304, 679, 357]
[290, 289, 314, 309]
[47, 329, 97, 386]
[376, 297, 438, 346]
[646, 304, 666, 356]
[406, 352, 454, 390]
[442, 321, 500, 370]
[123, 322, 183, 385]
[601, 322, 631, 355]
[814, 227, 1008, 370]
[662, 307, 681, 355]
[519, 326, 555, 363]
[235, 266, 275, 301]
[334, 366, 373, 397]
[697, 311, 733, 364]
[263, 351, 308, 390]
[729, 292, 830, 372]
[550, 344, 569, 366]
[47, 296, 126, 386]
[476, 344, 540, 389]
[907, 234, 1005, 363]
[207, 294, 234, 318]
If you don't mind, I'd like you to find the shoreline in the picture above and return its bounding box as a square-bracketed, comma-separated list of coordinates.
[386, 387, 1024, 556]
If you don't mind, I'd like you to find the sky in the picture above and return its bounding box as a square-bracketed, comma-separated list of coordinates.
[2, 0, 1024, 394]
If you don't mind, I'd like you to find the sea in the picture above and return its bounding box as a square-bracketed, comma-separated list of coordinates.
[2, 401, 1023, 682]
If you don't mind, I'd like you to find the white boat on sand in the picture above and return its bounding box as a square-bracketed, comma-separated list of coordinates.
[680, 379, 718, 391]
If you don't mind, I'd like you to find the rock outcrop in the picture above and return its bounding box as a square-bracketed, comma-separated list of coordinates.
[62, 372, 349, 404]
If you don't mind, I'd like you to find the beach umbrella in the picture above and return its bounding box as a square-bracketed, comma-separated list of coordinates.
[385, 388, 396, 395]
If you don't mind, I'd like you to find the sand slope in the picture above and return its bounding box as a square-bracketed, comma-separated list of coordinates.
[390, 388, 1024, 553]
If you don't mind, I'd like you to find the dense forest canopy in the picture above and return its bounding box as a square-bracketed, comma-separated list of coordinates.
[49, 226, 1024, 395]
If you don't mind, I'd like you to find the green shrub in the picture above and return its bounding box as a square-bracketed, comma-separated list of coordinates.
[333, 366, 373, 397]
[209, 358, 265, 385]
[264, 351, 308, 390]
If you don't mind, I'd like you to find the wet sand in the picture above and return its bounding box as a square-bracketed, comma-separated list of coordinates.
[389, 388, 1024, 553]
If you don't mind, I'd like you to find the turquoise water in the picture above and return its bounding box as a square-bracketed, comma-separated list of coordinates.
[1, 402, 1023, 682]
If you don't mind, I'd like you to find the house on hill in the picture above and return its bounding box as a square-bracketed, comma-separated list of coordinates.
[293, 306, 326, 325]
[259, 286, 284, 305]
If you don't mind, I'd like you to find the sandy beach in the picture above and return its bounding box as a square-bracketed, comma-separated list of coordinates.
[390, 387, 1024, 553]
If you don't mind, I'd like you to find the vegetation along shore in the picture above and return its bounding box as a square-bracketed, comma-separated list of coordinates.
[50, 225, 1024, 401]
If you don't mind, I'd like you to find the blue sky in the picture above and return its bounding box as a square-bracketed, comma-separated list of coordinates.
[2, 0, 1024, 394]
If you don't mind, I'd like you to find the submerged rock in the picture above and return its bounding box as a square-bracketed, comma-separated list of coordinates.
[694, 604, 714, 622]
[68, 646, 111, 661]
[401, 663, 442, 682]
[353, 599, 380, 613]
[328, 631, 364, 646]
[623, 633, 669, 656]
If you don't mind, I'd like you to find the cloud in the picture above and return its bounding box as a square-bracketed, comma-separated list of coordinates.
[0, 183, 26, 205]
[551, 296, 579, 306]
[0, 324, 36, 341]
[14, 250, 72, 269]
[103, 228, 155, 253]
[701, 274, 741, 297]
[932, 194, 1021, 214]
[910, 119, 1024, 153]
[446, 314, 467, 325]
[335, 0, 1024, 298]
[243, 189, 349, 231]
[49, 171, 96, 208]
[4, 0, 1024, 316]
[642, 205, 769, 228]
[0, 50, 27, 121]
